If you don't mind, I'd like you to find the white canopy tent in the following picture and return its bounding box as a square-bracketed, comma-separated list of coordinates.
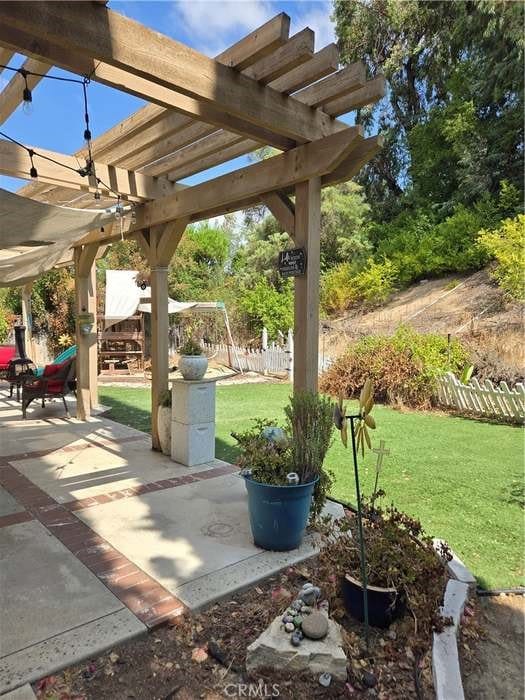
[103, 270, 241, 369]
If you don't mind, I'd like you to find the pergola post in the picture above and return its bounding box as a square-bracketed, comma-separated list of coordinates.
[293, 177, 321, 393]
[137, 220, 187, 450]
[21, 282, 34, 359]
[74, 243, 99, 420]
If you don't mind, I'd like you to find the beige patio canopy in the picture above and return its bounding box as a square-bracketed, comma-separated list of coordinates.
[0, 188, 114, 286]
[0, 1, 385, 449]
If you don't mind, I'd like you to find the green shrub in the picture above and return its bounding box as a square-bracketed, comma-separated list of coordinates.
[478, 215, 525, 301]
[352, 257, 397, 307]
[373, 198, 498, 286]
[320, 326, 468, 408]
[321, 258, 397, 315]
[320, 263, 356, 314]
[238, 278, 293, 339]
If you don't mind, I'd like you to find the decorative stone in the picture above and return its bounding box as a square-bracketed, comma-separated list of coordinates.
[301, 611, 329, 640]
[291, 632, 302, 647]
[292, 599, 303, 611]
[301, 605, 312, 614]
[300, 586, 321, 606]
[284, 622, 295, 633]
[301, 582, 314, 591]
[293, 616, 303, 628]
[282, 615, 294, 624]
[362, 670, 377, 688]
[319, 672, 332, 688]
[247, 612, 347, 682]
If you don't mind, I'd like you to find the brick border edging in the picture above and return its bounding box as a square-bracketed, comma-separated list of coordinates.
[0, 439, 238, 629]
[432, 542, 476, 700]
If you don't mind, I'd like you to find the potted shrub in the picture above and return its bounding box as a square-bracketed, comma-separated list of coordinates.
[323, 379, 451, 634]
[319, 502, 451, 631]
[233, 391, 334, 551]
[178, 337, 208, 380]
[157, 388, 172, 456]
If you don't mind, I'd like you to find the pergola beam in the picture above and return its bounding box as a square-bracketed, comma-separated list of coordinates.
[0, 2, 336, 147]
[294, 62, 366, 107]
[77, 13, 293, 166]
[0, 56, 51, 125]
[113, 39, 331, 174]
[324, 76, 386, 117]
[0, 47, 14, 75]
[0, 139, 179, 201]
[134, 128, 362, 229]
[261, 191, 295, 238]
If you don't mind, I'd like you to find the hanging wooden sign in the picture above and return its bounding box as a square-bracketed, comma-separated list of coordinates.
[278, 248, 306, 277]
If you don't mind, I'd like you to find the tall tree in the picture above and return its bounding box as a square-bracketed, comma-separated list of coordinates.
[333, 0, 524, 219]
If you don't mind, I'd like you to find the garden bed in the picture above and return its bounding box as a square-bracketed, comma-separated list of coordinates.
[34, 554, 439, 700]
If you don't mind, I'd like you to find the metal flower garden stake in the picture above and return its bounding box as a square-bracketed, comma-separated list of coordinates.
[333, 379, 376, 649]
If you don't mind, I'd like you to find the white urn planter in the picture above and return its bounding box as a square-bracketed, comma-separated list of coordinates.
[179, 355, 208, 381]
[157, 405, 172, 455]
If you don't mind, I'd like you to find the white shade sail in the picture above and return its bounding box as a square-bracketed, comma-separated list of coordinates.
[0, 188, 113, 286]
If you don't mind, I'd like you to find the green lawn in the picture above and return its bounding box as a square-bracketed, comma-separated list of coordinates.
[99, 383, 524, 590]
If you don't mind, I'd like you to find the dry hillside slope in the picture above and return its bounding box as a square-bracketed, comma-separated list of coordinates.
[322, 269, 524, 370]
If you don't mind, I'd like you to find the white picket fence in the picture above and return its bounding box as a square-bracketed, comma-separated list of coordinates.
[203, 338, 333, 376]
[203, 341, 291, 374]
[436, 372, 525, 422]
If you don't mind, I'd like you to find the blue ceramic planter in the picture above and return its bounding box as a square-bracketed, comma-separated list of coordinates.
[244, 475, 318, 551]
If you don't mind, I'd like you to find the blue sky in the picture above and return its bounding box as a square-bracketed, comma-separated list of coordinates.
[0, 1, 340, 194]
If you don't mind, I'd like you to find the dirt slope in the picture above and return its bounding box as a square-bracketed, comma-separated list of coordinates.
[321, 270, 524, 368]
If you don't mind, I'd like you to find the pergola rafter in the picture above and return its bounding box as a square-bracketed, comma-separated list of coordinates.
[0, 1, 384, 448]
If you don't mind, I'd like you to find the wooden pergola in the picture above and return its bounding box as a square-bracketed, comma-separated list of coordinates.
[0, 1, 383, 450]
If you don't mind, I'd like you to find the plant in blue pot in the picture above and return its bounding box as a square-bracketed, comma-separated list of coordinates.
[233, 391, 334, 552]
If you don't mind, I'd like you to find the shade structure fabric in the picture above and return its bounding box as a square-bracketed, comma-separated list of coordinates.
[104, 270, 221, 328]
[0, 188, 113, 286]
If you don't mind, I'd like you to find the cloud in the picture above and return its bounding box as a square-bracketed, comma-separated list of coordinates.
[172, 0, 276, 56]
[291, 2, 336, 51]
[171, 1, 336, 58]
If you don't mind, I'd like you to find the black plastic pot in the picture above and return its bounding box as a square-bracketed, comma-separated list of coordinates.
[341, 574, 405, 628]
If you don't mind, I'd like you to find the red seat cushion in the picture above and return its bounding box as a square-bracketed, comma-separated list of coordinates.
[25, 378, 65, 394]
[47, 379, 65, 394]
[0, 346, 16, 370]
[43, 359, 69, 377]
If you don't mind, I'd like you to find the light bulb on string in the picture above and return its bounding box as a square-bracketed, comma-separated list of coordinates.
[22, 87, 33, 115]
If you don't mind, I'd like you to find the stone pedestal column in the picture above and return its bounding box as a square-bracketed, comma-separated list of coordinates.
[170, 377, 218, 466]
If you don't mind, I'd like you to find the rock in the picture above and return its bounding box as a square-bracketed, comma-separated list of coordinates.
[208, 640, 228, 667]
[293, 616, 303, 628]
[300, 586, 321, 606]
[301, 606, 312, 614]
[319, 673, 332, 688]
[284, 622, 295, 633]
[282, 615, 294, 624]
[362, 670, 377, 688]
[291, 632, 302, 647]
[301, 582, 314, 591]
[247, 612, 347, 682]
[301, 611, 329, 640]
[292, 599, 303, 611]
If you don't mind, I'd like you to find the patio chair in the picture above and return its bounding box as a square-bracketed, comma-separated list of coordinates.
[34, 345, 77, 377]
[21, 358, 76, 419]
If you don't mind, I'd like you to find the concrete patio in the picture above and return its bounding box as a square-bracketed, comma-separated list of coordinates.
[0, 387, 342, 695]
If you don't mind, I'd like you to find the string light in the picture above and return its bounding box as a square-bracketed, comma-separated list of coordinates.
[21, 72, 33, 116]
[0, 62, 134, 232]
